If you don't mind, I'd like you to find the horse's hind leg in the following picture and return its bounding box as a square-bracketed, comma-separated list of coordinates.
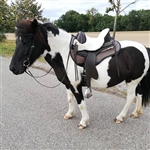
[130, 85, 143, 118]
[64, 89, 75, 119]
[115, 81, 138, 123]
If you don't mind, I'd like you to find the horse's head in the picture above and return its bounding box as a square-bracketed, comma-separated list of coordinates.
[9, 19, 59, 75]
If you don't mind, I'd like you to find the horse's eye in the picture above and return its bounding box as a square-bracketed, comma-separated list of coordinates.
[21, 36, 33, 45]
[21, 37, 29, 45]
[21, 39, 27, 44]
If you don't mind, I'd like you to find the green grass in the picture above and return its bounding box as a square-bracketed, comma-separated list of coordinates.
[0, 40, 16, 57]
[0, 40, 45, 62]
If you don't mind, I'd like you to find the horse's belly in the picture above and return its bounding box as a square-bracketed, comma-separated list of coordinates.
[91, 57, 111, 88]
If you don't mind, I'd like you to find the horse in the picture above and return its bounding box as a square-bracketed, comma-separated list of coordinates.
[10, 19, 150, 129]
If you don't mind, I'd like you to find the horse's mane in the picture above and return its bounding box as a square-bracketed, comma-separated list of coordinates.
[15, 19, 59, 36]
[15, 19, 34, 36]
[15, 19, 59, 47]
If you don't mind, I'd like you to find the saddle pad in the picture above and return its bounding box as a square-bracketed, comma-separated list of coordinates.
[96, 40, 121, 65]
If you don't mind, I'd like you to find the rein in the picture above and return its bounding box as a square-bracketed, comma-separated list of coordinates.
[23, 34, 68, 88]
[25, 67, 66, 88]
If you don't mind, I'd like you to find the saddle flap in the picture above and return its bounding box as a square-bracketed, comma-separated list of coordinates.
[85, 53, 98, 87]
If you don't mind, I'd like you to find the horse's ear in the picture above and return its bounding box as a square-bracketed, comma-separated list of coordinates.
[31, 19, 38, 32]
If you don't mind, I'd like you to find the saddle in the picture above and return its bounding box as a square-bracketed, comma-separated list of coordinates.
[70, 29, 121, 87]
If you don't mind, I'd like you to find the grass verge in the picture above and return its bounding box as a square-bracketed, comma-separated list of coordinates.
[0, 40, 16, 57]
[0, 40, 45, 62]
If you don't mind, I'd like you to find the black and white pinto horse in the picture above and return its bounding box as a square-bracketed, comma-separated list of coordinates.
[10, 19, 150, 129]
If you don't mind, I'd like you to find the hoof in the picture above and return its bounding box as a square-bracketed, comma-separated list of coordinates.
[78, 125, 86, 129]
[137, 110, 143, 115]
[130, 114, 138, 119]
[64, 115, 72, 120]
[114, 118, 122, 124]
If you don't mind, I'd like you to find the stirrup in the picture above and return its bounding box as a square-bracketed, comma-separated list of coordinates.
[84, 87, 92, 98]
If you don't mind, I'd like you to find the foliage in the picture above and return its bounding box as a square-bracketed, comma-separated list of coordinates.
[106, 0, 139, 38]
[0, 0, 44, 40]
[1, 0, 149, 35]
[55, 10, 90, 32]
[10, 0, 43, 21]
[106, 0, 121, 14]
[0, 0, 13, 41]
[55, 9, 150, 32]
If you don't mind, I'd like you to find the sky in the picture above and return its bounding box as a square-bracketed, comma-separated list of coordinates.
[7, 0, 150, 21]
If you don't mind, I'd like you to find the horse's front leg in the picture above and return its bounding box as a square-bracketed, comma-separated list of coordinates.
[65, 83, 89, 129]
[78, 100, 89, 129]
[76, 83, 89, 129]
[64, 89, 75, 119]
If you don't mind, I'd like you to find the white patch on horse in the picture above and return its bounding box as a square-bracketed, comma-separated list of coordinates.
[42, 49, 56, 59]
[91, 57, 111, 88]
[42, 50, 48, 57]
[64, 89, 75, 119]
[78, 100, 89, 128]
[48, 31, 55, 37]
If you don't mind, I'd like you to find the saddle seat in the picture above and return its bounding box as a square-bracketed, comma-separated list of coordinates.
[70, 28, 121, 88]
[74, 28, 111, 51]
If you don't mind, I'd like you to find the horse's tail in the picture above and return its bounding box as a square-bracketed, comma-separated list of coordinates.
[140, 47, 150, 106]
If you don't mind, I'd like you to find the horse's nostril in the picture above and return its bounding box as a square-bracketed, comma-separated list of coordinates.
[10, 65, 16, 73]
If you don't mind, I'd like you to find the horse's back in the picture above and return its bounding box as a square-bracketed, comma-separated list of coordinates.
[120, 40, 146, 51]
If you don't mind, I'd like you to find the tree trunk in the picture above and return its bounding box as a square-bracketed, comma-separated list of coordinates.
[113, 15, 118, 39]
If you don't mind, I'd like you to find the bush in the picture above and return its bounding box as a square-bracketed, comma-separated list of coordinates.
[0, 33, 6, 42]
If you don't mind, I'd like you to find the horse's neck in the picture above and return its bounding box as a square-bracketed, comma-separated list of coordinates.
[48, 29, 71, 54]
[47, 29, 71, 68]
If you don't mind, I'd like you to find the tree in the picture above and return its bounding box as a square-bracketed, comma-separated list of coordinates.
[54, 10, 81, 32]
[0, 0, 13, 41]
[138, 10, 150, 30]
[76, 14, 89, 32]
[10, 0, 43, 22]
[55, 8, 149, 32]
[106, 0, 139, 39]
[86, 7, 99, 31]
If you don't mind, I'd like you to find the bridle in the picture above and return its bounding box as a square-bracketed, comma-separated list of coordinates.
[23, 34, 35, 68]
[22, 34, 67, 88]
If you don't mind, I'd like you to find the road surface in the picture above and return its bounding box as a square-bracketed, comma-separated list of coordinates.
[1, 56, 150, 150]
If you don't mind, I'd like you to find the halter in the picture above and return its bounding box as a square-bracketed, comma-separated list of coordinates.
[22, 34, 67, 88]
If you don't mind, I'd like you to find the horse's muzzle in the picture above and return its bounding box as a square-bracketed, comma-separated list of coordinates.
[9, 64, 25, 75]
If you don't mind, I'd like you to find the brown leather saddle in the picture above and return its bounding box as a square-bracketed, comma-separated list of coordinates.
[70, 31, 121, 87]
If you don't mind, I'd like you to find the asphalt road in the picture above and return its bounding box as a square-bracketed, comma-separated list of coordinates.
[1, 56, 150, 150]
